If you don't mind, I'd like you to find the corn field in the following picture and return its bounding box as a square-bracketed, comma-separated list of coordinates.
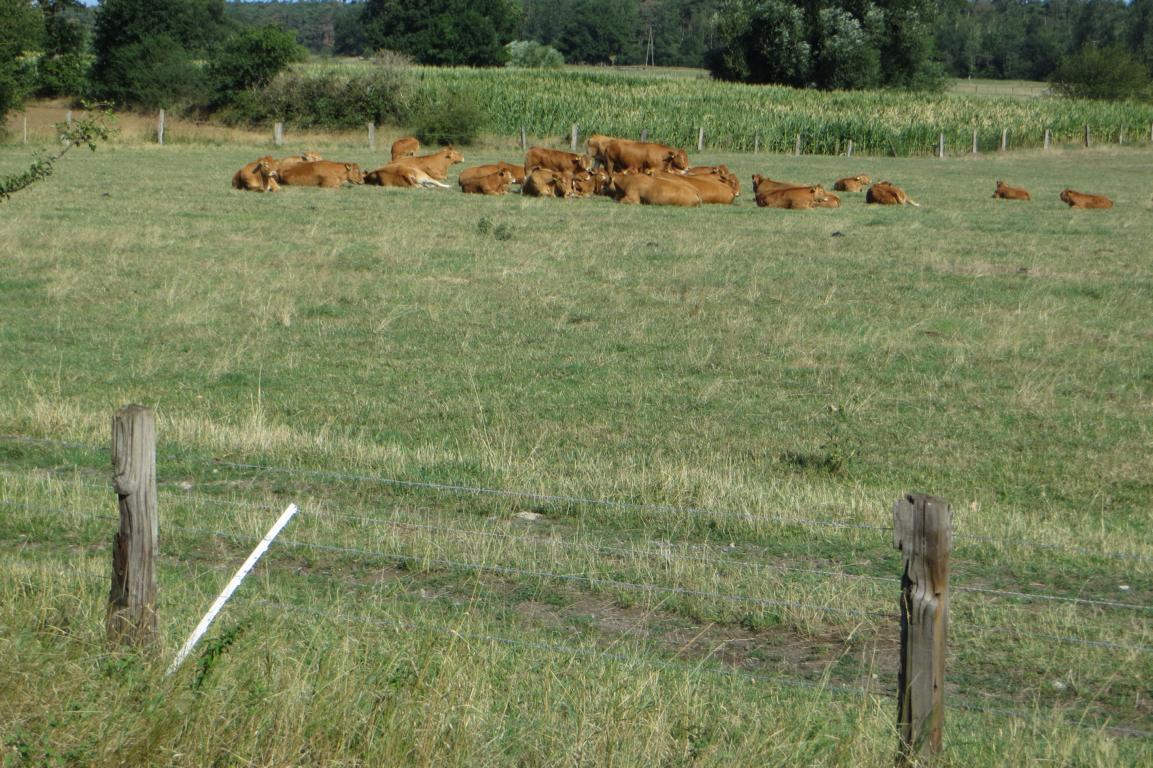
[310, 61, 1153, 155]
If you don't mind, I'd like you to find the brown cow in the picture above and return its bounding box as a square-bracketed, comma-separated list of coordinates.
[755, 185, 830, 210]
[522, 168, 574, 198]
[393, 147, 464, 180]
[458, 162, 526, 185]
[278, 161, 364, 188]
[586, 133, 614, 168]
[602, 139, 689, 174]
[751, 175, 804, 197]
[524, 147, 592, 175]
[390, 137, 420, 161]
[1059, 188, 1112, 208]
[814, 191, 841, 208]
[232, 156, 280, 192]
[364, 163, 450, 188]
[866, 181, 919, 207]
[651, 170, 736, 204]
[459, 169, 516, 195]
[276, 152, 322, 171]
[686, 165, 740, 195]
[609, 172, 700, 207]
[833, 175, 870, 192]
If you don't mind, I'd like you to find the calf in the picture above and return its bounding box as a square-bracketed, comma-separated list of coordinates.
[833, 175, 870, 192]
[278, 161, 363, 188]
[524, 147, 592, 175]
[522, 168, 573, 198]
[459, 169, 516, 195]
[866, 181, 919, 206]
[364, 163, 449, 188]
[609, 173, 701, 207]
[459, 162, 525, 185]
[755, 185, 830, 210]
[1060, 188, 1112, 208]
[993, 181, 1031, 200]
[390, 136, 420, 161]
[393, 147, 464, 180]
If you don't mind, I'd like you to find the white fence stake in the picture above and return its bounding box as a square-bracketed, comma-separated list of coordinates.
[166, 503, 298, 676]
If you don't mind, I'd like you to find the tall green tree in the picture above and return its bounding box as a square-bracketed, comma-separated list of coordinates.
[708, 0, 940, 89]
[90, 0, 228, 107]
[522, 0, 642, 64]
[0, 0, 44, 123]
[361, 0, 518, 66]
[36, 0, 88, 97]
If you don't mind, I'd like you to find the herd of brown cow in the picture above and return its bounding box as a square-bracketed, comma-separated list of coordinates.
[231, 134, 1115, 210]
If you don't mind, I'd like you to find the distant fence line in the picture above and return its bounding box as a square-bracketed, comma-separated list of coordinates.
[11, 106, 1153, 158]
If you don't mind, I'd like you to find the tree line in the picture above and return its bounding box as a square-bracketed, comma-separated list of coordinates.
[3, 0, 1153, 129]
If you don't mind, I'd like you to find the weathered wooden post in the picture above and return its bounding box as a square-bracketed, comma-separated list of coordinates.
[274, 122, 284, 147]
[157, 109, 165, 146]
[1119, 127, 1125, 146]
[1000, 128, 1008, 151]
[754, 133, 760, 154]
[640, 128, 648, 142]
[846, 139, 853, 158]
[367, 122, 376, 151]
[893, 493, 952, 767]
[1044, 129, 1051, 150]
[697, 126, 705, 152]
[937, 133, 945, 159]
[570, 123, 578, 152]
[971, 129, 978, 154]
[107, 405, 159, 647]
[794, 133, 802, 156]
[66, 109, 73, 129]
[519, 126, 526, 151]
[23, 116, 28, 145]
[1084, 124, 1090, 148]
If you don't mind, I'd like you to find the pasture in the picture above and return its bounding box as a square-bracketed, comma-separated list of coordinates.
[1, 136, 1152, 766]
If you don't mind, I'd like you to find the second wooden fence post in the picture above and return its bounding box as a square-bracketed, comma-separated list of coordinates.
[107, 404, 159, 647]
[893, 493, 952, 766]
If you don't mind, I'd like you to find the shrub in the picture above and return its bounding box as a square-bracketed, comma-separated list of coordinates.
[409, 91, 484, 146]
[207, 26, 307, 107]
[1050, 45, 1151, 102]
[505, 40, 564, 69]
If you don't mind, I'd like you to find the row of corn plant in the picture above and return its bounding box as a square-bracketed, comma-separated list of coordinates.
[300, 62, 1153, 155]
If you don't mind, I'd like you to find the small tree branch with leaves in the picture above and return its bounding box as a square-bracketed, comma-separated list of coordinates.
[1, 104, 116, 202]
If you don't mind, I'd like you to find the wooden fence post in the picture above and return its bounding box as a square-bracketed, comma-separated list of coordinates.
[794, 133, 801, 156]
[1084, 124, 1090, 148]
[1044, 129, 1051, 150]
[937, 133, 945, 159]
[697, 126, 705, 152]
[893, 494, 952, 767]
[1000, 128, 1008, 152]
[1119, 127, 1125, 146]
[520, 126, 526, 151]
[846, 139, 853, 158]
[66, 109, 73, 129]
[971, 129, 978, 154]
[640, 128, 648, 142]
[754, 133, 760, 154]
[367, 122, 375, 151]
[23, 116, 28, 145]
[107, 405, 159, 647]
[274, 122, 284, 147]
[570, 123, 578, 152]
[157, 109, 165, 146]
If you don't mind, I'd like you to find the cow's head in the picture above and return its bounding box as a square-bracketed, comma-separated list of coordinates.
[445, 147, 464, 164]
[345, 163, 364, 184]
[666, 149, 689, 171]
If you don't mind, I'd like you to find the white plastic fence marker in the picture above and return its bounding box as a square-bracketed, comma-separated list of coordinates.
[166, 503, 298, 676]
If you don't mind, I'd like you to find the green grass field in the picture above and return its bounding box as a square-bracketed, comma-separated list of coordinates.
[1, 135, 1151, 766]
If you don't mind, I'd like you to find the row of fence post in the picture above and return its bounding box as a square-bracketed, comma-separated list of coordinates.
[101, 403, 952, 764]
[13, 109, 1153, 157]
